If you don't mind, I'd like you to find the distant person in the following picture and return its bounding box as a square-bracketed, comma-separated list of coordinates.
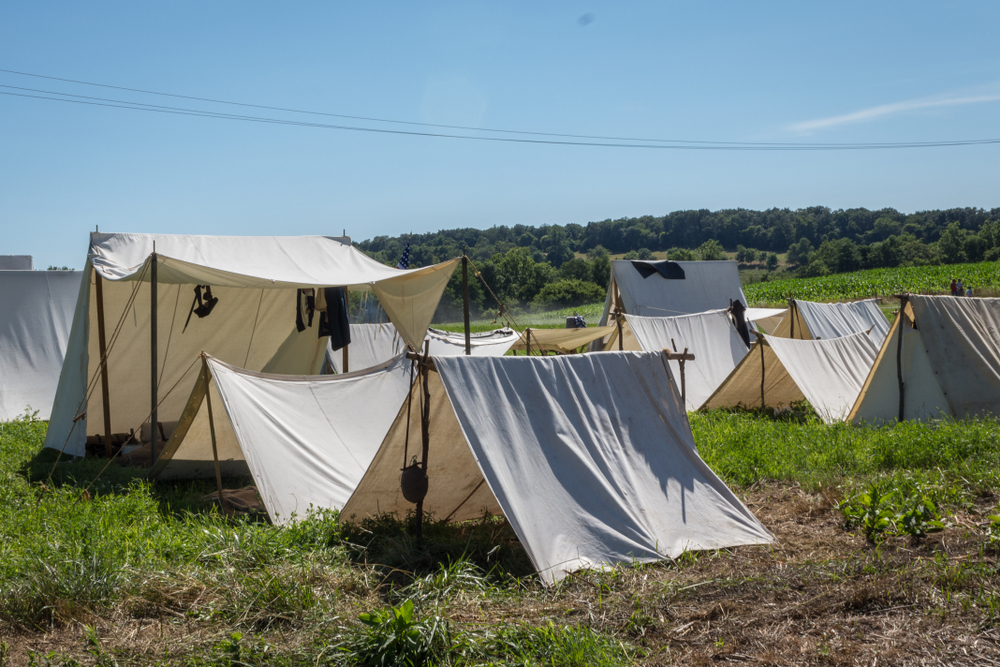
[957, 279, 964, 296]
[967, 286, 973, 297]
[950, 278, 958, 296]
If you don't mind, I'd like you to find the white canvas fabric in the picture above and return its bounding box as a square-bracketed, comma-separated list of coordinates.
[0, 256, 33, 270]
[772, 299, 890, 346]
[150, 354, 413, 518]
[703, 332, 878, 423]
[0, 271, 82, 420]
[45, 232, 456, 458]
[600, 260, 746, 320]
[623, 310, 748, 410]
[424, 328, 519, 357]
[343, 352, 773, 585]
[327, 323, 405, 374]
[850, 296, 1000, 423]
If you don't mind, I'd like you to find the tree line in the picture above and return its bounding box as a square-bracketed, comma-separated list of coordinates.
[353, 206, 1000, 321]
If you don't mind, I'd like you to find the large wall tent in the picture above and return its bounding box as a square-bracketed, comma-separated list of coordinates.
[598, 260, 747, 323]
[342, 352, 772, 585]
[608, 310, 749, 411]
[702, 332, 878, 423]
[0, 270, 82, 420]
[45, 233, 458, 459]
[850, 295, 1000, 424]
[771, 298, 890, 347]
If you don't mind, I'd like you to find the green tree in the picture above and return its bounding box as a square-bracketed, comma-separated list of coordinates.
[668, 247, 695, 261]
[591, 253, 611, 290]
[698, 239, 726, 261]
[532, 279, 605, 308]
[559, 258, 592, 281]
[938, 222, 967, 264]
[636, 248, 654, 260]
[765, 252, 778, 271]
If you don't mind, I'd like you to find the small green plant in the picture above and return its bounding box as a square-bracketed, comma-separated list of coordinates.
[840, 485, 896, 543]
[839, 476, 946, 543]
[985, 512, 1000, 550]
[339, 599, 452, 667]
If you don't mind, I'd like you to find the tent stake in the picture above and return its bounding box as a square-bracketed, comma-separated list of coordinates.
[150, 249, 159, 464]
[95, 272, 113, 457]
[896, 294, 907, 422]
[462, 249, 471, 356]
[203, 363, 230, 514]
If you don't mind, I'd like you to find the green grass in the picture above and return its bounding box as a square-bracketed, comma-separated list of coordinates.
[4, 410, 1000, 663]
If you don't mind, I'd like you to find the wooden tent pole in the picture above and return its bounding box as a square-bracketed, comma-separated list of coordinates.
[94, 272, 113, 457]
[616, 310, 624, 351]
[203, 361, 229, 514]
[342, 288, 350, 373]
[896, 294, 907, 422]
[150, 248, 159, 464]
[759, 337, 766, 409]
[681, 347, 688, 407]
[526, 328, 531, 356]
[789, 296, 795, 339]
[416, 340, 431, 542]
[462, 250, 471, 356]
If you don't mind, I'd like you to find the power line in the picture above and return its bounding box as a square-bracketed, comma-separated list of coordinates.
[2, 72, 1000, 150]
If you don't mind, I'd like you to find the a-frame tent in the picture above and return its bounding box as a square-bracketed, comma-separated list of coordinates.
[701, 332, 878, 423]
[509, 325, 618, 355]
[0, 270, 82, 420]
[46, 232, 458, 459]
[771, 298, 890, 347]
[151, 353, 412, 508]
[602, 310, 749, 411]
[341, 352, 773, 585]
[849, 295, 1000, 424]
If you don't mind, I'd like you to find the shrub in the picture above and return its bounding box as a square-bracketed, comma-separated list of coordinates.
[532, 279, 605, 309]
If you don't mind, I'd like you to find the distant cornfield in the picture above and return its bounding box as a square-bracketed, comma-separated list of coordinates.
[744, 261, 1000, 304]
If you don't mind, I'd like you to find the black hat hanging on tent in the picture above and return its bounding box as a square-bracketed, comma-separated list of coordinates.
[183, 285, 220, 333]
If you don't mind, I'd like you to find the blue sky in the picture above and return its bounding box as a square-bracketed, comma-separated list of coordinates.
[2, 2, 999, 269]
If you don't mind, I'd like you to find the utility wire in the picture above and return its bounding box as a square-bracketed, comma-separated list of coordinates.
[3, 77, 1000, 150]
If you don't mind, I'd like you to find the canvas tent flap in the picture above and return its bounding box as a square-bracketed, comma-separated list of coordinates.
[373, 258, 460, 350]
[152, 353, 412, 522]
[772, 299, 890, 346]
[0, 271, 82, 420]
[91, 232, 416, 288]
[431, 353, 773, 585]
[703, 332, 877, 423]
[624, 310, 749, 411]
[328, 323, 405, 374]
[509, 325, 617, 354]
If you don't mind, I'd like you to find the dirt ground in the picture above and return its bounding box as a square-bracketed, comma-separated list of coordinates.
[2, 482, 999, 666]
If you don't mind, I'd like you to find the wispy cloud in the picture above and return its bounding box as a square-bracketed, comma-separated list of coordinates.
[788, 92, 1000, 133]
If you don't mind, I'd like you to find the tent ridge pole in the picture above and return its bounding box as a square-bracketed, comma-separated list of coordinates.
[95, 272, 113, 457]
[150, 248, 159, 464]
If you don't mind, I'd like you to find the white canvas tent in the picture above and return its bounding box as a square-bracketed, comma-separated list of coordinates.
[326, 323, 405, 374]
[849, 295, 1000, 424]
[702, 332, 878, 423]
[608, 310, 749, 411]
[745, 308, 787, 334]
[424, 328, 520, 357]
[598, 259, 747, 322]
[149, 353, 412, 513]
[0, 270, 82, 420]
[509, 325, 618, 355]
[46, 232, 458, 459]
[771, 298, 890, 346]
[341, 352, 773, 585]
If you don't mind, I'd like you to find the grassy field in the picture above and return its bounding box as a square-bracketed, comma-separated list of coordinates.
[3, 411, 1000, 664]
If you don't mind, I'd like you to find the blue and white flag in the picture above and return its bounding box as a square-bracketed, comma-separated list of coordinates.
[397, 243, 411, 270]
